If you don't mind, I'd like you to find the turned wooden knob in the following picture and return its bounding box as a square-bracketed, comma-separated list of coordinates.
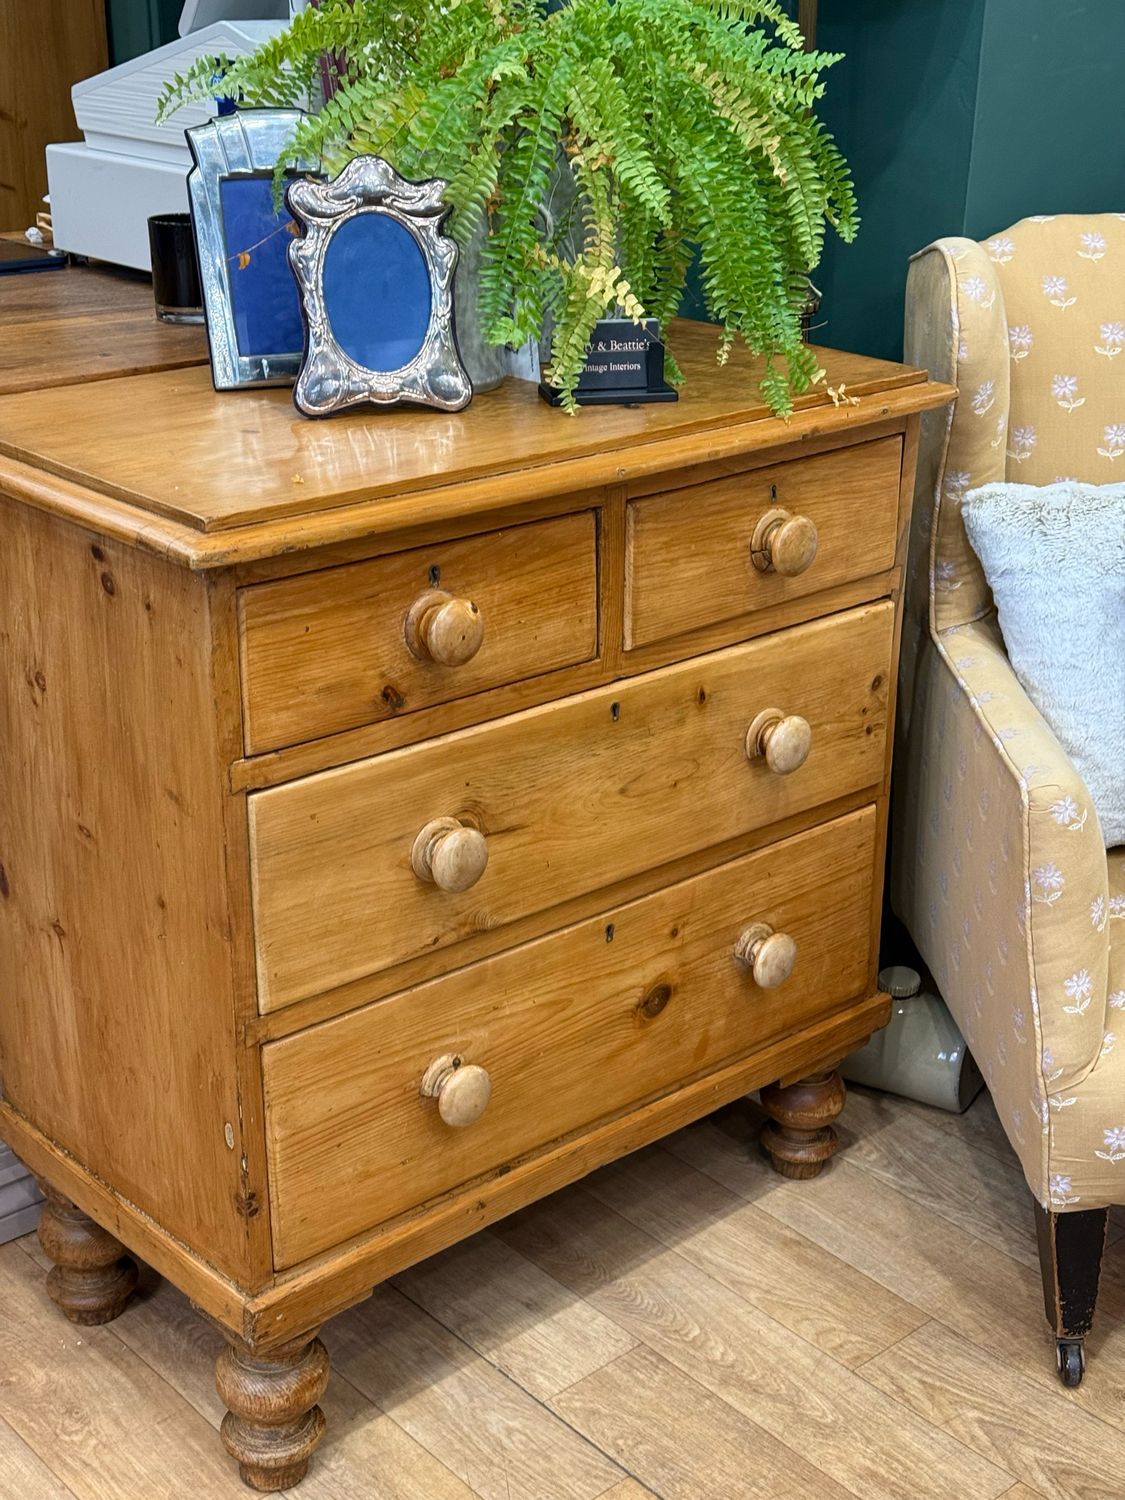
[733, 922, 797, 988]
[411, 817, 488, 892]
[420, 1054, 492, 1126]
[751, 506, 819, 577]
[745, 707, 812, 774]
[404, 588, 485, 666]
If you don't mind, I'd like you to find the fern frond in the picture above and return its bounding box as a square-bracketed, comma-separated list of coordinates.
[156, 0, 857, 414]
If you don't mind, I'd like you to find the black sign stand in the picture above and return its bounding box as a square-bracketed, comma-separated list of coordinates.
[539, 318, 678, 406]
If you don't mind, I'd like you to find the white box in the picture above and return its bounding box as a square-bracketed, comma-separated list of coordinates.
[47, 20, 286, 270]
[47, 141, 193, 270]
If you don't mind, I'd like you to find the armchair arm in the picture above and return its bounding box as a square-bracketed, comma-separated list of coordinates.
[899, 615, 1112, 1105]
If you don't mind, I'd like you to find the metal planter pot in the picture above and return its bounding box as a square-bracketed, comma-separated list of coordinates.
[453, 223, 508, 393]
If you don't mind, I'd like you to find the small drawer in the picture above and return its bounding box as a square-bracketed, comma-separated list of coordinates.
[238, 511, 599, 753]
[625, 436, 902, 649]
[263, 806, 878, 1267]
[249, 602, 892, 1012]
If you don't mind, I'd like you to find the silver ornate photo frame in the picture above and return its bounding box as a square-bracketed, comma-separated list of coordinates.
[287, 157, 472, 418]
[186, 108, 315, 389]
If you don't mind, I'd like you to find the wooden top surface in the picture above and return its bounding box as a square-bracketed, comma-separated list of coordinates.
[0, 308, 954, 568]
[0, 258, 208, 396]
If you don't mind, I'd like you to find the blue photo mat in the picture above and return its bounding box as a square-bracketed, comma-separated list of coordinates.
[321, 211, 433, 373]
[219, 174, 305, 358]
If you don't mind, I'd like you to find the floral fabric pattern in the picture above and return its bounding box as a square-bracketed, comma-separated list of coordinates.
[896, 214, 1125, 1212]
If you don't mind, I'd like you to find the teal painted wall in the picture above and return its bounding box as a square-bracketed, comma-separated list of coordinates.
[106, 0, 181, 64]
[964, 0, 1125, 236]
[813, 0, 1125, 361]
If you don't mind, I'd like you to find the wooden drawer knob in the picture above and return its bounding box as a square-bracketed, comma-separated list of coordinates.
[751, 506, 818, 577]
[734, 923, 797, 988]
[411, 817, 489, 892]
[745, 707, 812, 775]
[405, 588, 485, 666]
[420, 1054, 492, 1127]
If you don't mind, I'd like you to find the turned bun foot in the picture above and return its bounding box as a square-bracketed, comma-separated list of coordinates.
[759, 1067, 846, 1179]
[216, 1330, 330, 1492]
[36, 1184, 138, 1325]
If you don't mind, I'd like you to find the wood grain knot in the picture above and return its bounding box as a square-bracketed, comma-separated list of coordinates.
[638, 982, 673, 1019]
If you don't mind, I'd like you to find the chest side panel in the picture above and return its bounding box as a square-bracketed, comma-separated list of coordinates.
[0, 500, 251, 1279]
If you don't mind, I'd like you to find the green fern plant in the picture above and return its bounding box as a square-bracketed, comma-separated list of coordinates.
[159, 0, 857, 411]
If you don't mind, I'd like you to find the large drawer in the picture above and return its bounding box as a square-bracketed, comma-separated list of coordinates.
[249, 602, 892, 1012]
[263, 806, 878, 1267]
[625, 437, 902, 648]
[238, 510, 599, 753]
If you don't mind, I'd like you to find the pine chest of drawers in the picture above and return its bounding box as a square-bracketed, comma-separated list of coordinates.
[0, 315, 952, 1491]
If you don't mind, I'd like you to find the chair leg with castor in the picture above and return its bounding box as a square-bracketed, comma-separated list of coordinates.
[1033, 1198, 1108, 1387]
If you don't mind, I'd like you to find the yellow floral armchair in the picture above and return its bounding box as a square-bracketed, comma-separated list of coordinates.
[893, 214, 1125, 1385]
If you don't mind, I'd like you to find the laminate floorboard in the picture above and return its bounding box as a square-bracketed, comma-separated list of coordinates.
[4, 1087, 1124, 1498]
[0, 1412, 77, 1500]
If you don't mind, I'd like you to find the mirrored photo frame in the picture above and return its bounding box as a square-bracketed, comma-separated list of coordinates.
[186, 108, 316, 389]
[287, 156, 472, 418]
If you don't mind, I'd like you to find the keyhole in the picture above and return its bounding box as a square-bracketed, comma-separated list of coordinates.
[428, 564, 441, 587]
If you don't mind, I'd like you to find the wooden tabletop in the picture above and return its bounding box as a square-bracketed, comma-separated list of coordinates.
[0, 258, 208, 396]
[0, 316, 953, 567]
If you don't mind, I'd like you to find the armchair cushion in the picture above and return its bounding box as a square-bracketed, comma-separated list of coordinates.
[962, 481, 1125, 845]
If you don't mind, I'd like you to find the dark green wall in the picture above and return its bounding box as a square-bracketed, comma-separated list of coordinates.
[965, 0, 1125, 235]
[813, 0, 1125, 361]
[106, 0, 181, 63]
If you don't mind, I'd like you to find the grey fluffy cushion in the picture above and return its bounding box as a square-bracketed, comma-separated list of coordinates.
[962, 481, 1125, 847]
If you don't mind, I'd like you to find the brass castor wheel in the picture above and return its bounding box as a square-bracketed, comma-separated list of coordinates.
[1057, 1338, 1085, 1387]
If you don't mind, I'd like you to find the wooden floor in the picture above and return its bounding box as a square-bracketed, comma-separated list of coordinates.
[4, 1086, 1125, 1500]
